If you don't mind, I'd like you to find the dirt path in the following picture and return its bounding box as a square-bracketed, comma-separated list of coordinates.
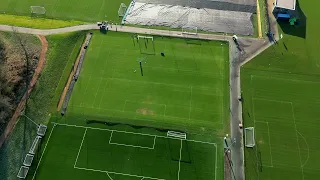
[0, 35, 48, 148]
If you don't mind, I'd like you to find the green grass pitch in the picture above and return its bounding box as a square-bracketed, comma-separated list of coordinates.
[242, 0, 320, 179]
[30, 31, 229, 180]
[0, 0, 131, 22]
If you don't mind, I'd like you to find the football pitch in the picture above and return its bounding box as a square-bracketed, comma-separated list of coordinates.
[30, 31, 229, 180]
[242, 72, 320, 179]
[33, 123, 217, 180]
[0, 0, 131, 22]
[242, 1, 320, 179]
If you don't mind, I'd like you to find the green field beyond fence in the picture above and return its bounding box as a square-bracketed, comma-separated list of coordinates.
[27, 31, 229, 180]
[242, 0, 320, 179]
[0, 0, 131, 22]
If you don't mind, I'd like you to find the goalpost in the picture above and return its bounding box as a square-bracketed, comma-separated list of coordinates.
[137, 35, 155, 55]
[167, 131, 187, 140]
[118, 3, 127, 17]
[30, 6, 46, 16]
[245, 127, 255, 148]
[182, 26, 198, 35]
[137, 35, 154, 41]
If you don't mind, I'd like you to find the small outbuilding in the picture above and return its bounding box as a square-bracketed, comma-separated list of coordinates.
[273, 0, 296, 19]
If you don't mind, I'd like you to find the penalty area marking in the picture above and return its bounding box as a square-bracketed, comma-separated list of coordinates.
[255, 121, 274, 167]
[74, 128, 87, 168]
[74, 166, 165, 180]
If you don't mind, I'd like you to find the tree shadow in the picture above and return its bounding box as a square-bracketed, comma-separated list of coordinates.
[274, 0, 307, 38]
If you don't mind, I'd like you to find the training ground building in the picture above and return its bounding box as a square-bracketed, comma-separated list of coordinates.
[273, 0, 297, 19]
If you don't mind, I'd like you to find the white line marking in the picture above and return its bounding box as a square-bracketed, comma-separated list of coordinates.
[92, 77, 103, 107]
[251, 96, 256, 127]
[291, 102, 305, 180]
[296, 130, 310, 168]
[178, 140, 183, 180]
[123, 100, 127, 112]
[164, 104, 167, 117]
[255, 121, 273, 167]
[98, 79, 109, 109]
[251, 74, 320, 84]
[189, 86, 193, 120]
[80, 75, 92, 107]
[74, 166, 165, 180]
[109, 142, 155, 149]
[109, 130, 156, 149]
[153, 136, 157, 149]
[109, 131, 114, 144]
[71, 104, 223, 124]
[52, 122, 217, 145]
[74, 128, 87, 168]
[215, 143, 218, 180]
[266, 122, 273, 167]
[81, 75, 220, 93]
[143, 65, 222, 76]
[106, 172, 114, 180]
[32, 124, 56, 180]
[253, 97, 291, 104]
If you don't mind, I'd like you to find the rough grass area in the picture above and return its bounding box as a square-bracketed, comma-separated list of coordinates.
[0, 0, 131, 23]
[0, 14, 85, 29]
[31, 31, 229, 180]
[242, 0, 320, 179]
[27, 31, 87, 123]
[0, 31, 86, 180]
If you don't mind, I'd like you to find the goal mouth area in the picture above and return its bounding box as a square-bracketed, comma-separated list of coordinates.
[245, 127, 255, 148]
[182, 26, 198, 36]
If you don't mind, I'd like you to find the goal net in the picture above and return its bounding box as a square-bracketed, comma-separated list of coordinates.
[118, 3, 127, 17]
[245, 127, 255, 148]
[137, 35, 155, 55]
[23, 154, 34, 167]
[30, 6, 46, 15]
[182, 26, 198, 35]
[167, 131, 187, 140]
[17, 166, 29, 179]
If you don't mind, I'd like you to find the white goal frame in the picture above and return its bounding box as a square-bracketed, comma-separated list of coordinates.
[118, 3, 127, 17]
[137, 35, 154, 41]
[182, 26, 198, 35]
[245, 127, 255, 148]
[30, 6, 46, 15]
[167, 131, 187, 140]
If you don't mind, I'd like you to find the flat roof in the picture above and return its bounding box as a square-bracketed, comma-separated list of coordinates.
[275, 0, 296, 10]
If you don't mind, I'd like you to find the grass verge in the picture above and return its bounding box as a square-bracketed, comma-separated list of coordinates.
[26, 31, 87, 124]
[0, 14, 85, 29]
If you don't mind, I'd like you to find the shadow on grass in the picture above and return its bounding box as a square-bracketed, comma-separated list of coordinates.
[276, 0, 307, 38]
